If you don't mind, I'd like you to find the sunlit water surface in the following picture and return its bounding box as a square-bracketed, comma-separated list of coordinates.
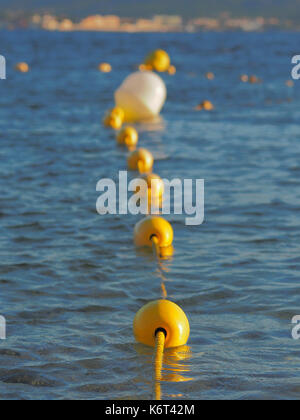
[0, 30, 300, 400]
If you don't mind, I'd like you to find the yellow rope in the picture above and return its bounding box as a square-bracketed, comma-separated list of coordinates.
[151, 236, 168, 298]
[154, 330, 165, 400]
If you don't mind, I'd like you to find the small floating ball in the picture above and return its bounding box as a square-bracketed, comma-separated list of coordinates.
[168, 65, 177, 76]
[103, 107, 125, 129]
[240, 74, 249, 83]
[128, 148, 154, 173]
[15, 62, 29, 73]
[139, 63, 153, 72]
[133, 299, 190, 348]
[195, 100, 214, 111]
[249, 75, 260, 84]
[142, 173, 164, 201]
[103, 113, 123, 130]
[134, 216, 173, 248]
[117, 126, 138, 149]
[286, 80, 294, 87]
[206, 72, 215, 80]
[145, 49, 171, 73]
[99, 62, 112, 73]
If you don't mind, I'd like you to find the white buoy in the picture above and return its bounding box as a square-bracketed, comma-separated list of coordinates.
[114, 71, 167, 122]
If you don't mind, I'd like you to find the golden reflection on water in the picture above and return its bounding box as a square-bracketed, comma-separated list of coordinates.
[134, 344, 194, 400]
[155, 345, 194, 399]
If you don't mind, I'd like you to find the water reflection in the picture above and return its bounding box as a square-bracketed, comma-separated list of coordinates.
[134, 344, 194, 399]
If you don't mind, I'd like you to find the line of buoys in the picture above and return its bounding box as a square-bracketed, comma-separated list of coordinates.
[102, 52, 190, 400]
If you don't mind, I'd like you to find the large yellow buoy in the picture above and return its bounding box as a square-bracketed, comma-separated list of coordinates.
[117, 126, 138, 149]
[145, 50, 171, 73]
[115, 72, 167, 122]
[15, 62, 29, 73]
[134, 216, 173, 248]
[128, 148, 154, 173]
[133, 300, 190, 348]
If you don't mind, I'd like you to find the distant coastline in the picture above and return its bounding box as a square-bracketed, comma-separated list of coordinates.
[1, 13, 300, 32]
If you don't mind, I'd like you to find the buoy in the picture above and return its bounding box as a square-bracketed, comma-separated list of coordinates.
[103, 113, 123, 130]
[168, 65, 176, 76]
[206, 72, 215, 80]
[249, 75, 260, 84]
[139, 63, 153, 72]
[286, 80, 294, 87]
[145, 50, 171, 73]
[15, 62, 29, 73]
[195, 100, 214, 111]
[115, 71, 167, 122]
[117, 126, 138, 149]
[103, 107, 125, 130]
[133, 299, 190, 348]
[134, 216, 173, 248]
[141, 173, 164, 208]
[240, 74, 249, 83]
[128, 148, 154, 173]
[99, 62, 112, 73]
[110, 107, 125, 121]
[159, 245, 174, 259]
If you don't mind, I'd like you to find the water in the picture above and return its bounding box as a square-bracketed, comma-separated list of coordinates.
[0, 30, 300, 400]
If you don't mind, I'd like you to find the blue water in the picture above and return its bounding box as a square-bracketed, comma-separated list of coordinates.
[0, 30, 300, 400]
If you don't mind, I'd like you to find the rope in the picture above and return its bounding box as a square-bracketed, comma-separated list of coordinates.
[151, 236, 168, 299]
[153, 330, 166, 400]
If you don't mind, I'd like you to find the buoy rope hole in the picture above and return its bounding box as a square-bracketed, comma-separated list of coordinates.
[102, 50, 190, 400]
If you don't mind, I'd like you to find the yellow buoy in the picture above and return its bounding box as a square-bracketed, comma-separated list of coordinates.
[128, 148, 154, 173]
[240, 74, 249, 83]
[103, 107, 125, 130]
[145, 49, 171, 73]
[117, 126, 138, 149]
[15, 62, 29, 73]
[133, 299, 190, 348]
[139, 63, 153, 72]
[103, 113, 123, 130]
[206, 72, 215, 80]
[249, 75, 260, 84]
[168, 65, 176, 75]
[195, 100, 214, 111]
[141, 173, 164, 207]
[110, 107, 125, 121]
[134, 216, 173, 248]
[98, 62, 112, 73]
